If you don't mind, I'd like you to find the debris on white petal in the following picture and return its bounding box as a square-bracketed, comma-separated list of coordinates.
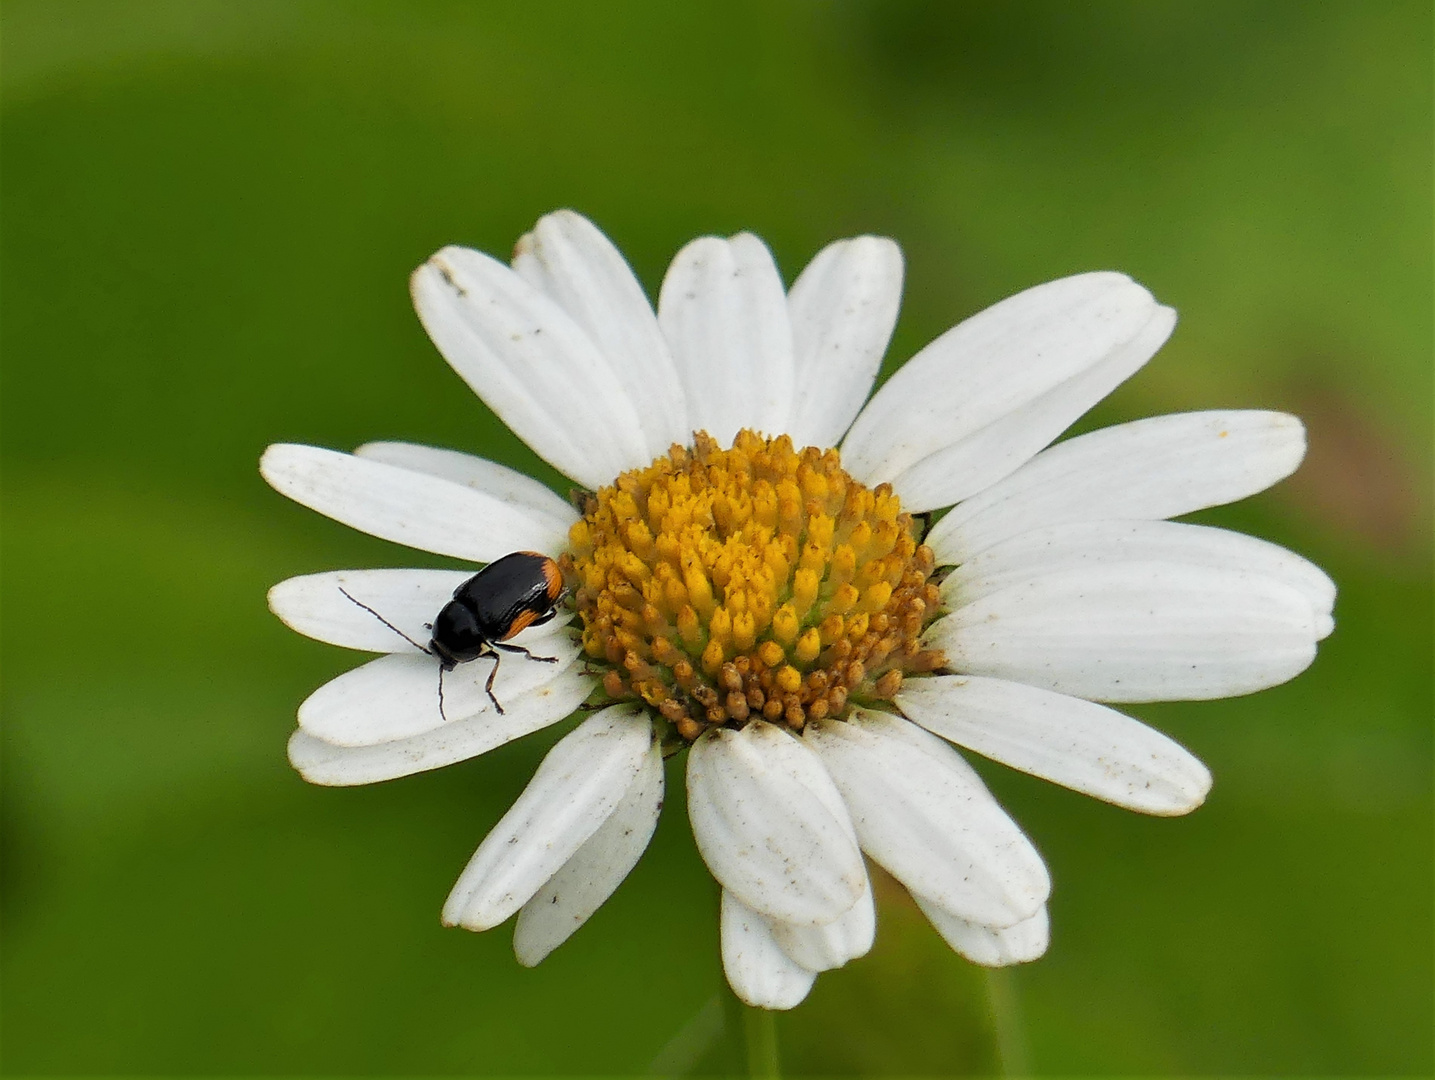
[914, 893, 1050, 966]
[658, 233, 795, 446]
[514, 735, 665, 966]
[411, 245, 650, 487]
[886, 307, 1176, 513]
[353, 441, 578, 533]
[842, 272, 1168, 507]
[771, 870, 876, 972]
[926, 562, 1319, 702]
[260, 443, 568, 561]
[721, 890, 817, 1010]
[511, 209, 690, 458]
[805, 710, 1049, 927]
[686, 721, 864, 926]
[785, 235, 903, 449]
[896, 675, 1211, 815]
[928, 410, 1306, 563]
[944, 519, 1336, 639]
[442, 707, 652, 931]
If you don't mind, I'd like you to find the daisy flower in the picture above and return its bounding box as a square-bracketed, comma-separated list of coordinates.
[261, 210, 1334, 1010]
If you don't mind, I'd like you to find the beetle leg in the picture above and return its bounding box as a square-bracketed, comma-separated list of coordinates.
[483, 649, 506, 715]
[493, 641, 559, 664]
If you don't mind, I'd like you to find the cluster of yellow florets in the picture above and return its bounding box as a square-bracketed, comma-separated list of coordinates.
[561, 430, 946, 742]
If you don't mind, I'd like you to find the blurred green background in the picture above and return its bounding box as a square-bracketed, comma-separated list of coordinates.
[2, 1, 1430, 1074]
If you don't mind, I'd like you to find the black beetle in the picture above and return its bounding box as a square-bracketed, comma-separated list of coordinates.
[340, 551, 565, 717]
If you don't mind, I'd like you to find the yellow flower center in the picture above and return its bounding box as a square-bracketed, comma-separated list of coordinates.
[562, 430, 947, 742]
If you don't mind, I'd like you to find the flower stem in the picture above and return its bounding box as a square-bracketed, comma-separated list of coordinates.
[984, 968, 1030, 1076]
[742, 1004, 781, 1079]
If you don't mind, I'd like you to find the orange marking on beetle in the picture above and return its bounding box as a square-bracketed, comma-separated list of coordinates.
[503, 607, 539, 640]
[540, 556, 564, 601]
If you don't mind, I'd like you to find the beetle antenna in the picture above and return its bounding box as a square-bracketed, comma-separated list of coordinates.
[337, 586, 433, 655]
[437, 666, 449, 724]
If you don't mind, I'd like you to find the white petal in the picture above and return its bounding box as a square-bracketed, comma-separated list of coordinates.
[411, 246, 650, 486]
[513, 734, 664, 966]
[785, 236, 903, 449]
[804, 711, 1049, 927]
[286, 667, 593, 786]
[896, 675, 1211, 815]
[260, 444, 567, 562]
[771, 871, 875, 972]
[888, 308, 1177, 512]
[353, 441, 577, 534]
[946, 519, 1336, 639]
[926, 562, 1319, 702]
[686, 721, 864, 926]
[721, 891, 817, 1010]
[268, 568, 573, 654]
[297, 635, 582, 746]
[442, 706, 654, 931]
[842, 273, 1166, 504]
[914, 895, 1049, 967]
[658, 233, 795, 446]
[928, 411, 1307, 563]
[511, 210, 690, 457]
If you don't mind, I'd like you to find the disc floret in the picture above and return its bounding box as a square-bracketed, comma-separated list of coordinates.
[562, 430, 947, 742]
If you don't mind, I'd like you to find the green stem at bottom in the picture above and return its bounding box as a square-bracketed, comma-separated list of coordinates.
[742, 1004, 781, 1079]
[984, 967, 1030, 1076]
